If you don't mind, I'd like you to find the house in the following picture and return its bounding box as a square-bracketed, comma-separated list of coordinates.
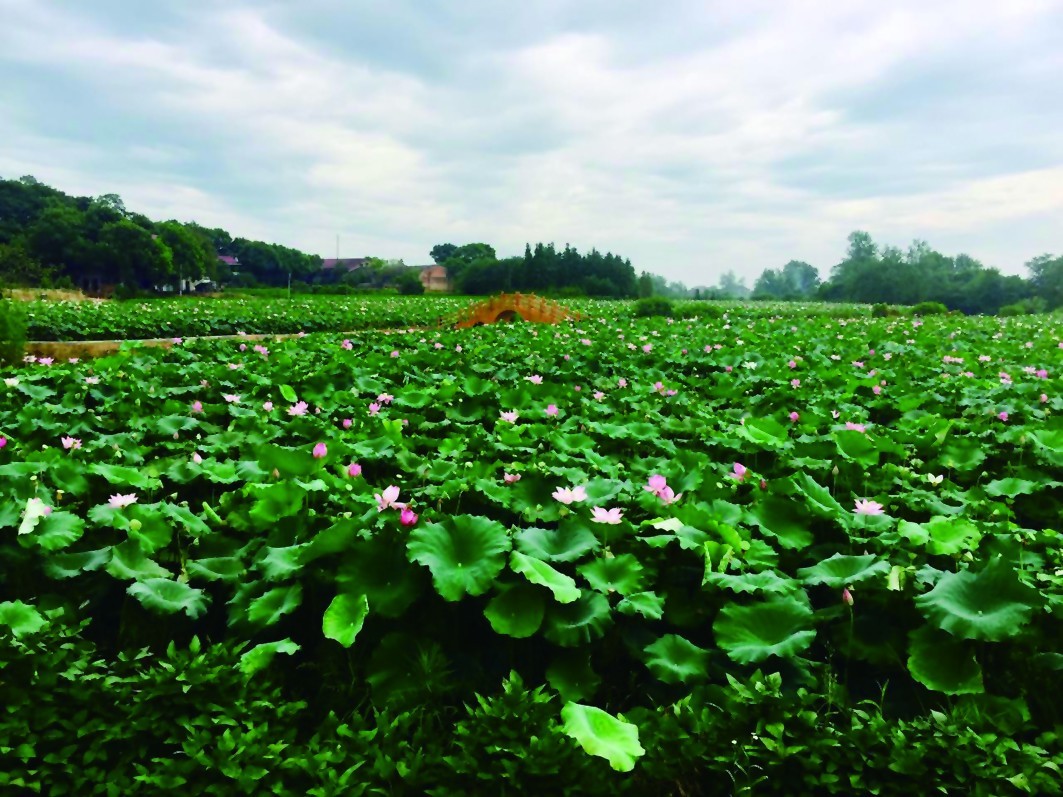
[217, 255, 240, 268]
[418, 264, 452, 292]
[321, 257, 368, 273]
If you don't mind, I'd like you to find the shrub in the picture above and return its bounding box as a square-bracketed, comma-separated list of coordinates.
[633, 296, 674, 317]
[911, 301, 948, 316]
[395, 270, 426, 295]
[0, 294, 26, 365]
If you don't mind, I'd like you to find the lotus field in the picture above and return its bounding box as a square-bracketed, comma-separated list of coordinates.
[1, 302, 1062, 793]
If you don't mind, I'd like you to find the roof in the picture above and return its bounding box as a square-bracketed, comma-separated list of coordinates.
[321, 257, 368, 271]
[217, 255, 240, 266]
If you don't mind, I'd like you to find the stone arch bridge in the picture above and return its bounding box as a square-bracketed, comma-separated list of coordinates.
[446, 293, 582, 328]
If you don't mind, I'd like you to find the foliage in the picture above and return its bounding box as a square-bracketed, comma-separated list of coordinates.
[0, 293, 27, 365]
[395, 268, 426, 295]
[633, 296, 674, 317]
[912, 300, 949, 316]
[1, 303, 1062, 790]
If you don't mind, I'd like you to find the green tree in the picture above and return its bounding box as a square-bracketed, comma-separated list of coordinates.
[395, 269, 426, 295]
[158, 222, 217, 286]
[98, 220, 173, 287]
[1027, 254, 1063, 309]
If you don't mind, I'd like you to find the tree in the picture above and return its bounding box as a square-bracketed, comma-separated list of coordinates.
[637, 271, 654, 298]
[780, 260, 820, 297]
[430, 243, 458, 264]
[0, 240, 50, 286]
[1027, 254, 1063, 309]
[395, 269, 425, 295]
[717, 271, 749, 299]
[158, 222, 217, 286]
[97, 220, 173, 287]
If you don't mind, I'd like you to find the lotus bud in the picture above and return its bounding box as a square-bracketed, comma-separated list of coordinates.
[842, 587, 854, 607]
[129, 519, 142, 532]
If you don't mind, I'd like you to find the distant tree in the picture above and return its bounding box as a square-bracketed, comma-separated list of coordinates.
[430, 243, 459, 264]
[637, 271, 654, 298]
[395, 269, 425, 295]
[1027, 254, 1063, 309]
[0, 240, 50, 286]
[98, 220, 173, 287]
[717, 270, 749, 299]
[158, 221, 217, 285]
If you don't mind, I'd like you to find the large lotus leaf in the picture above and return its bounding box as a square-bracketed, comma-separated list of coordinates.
[616, 591, 665, 620]
[337, 538, 423, 618]
[18, 497, 50, 537]
[543, 592, 612, 647]
[239, 639, 300, 678]
[89, 462, 162, 491]
[256, 544, 308, 581]
[247, 481, 306, 525]
[926, 516, 981, 555]
[407, 514, 511, 601]
[907, 625, 984, 695]
[915, 557, 1039, 641]
[257, 444, 321, 478]
[747, 497, 813, 550]
[939, 440, 986, 472]
[512, 527, 599, 565]
[323, 593, 370, 648]
[797, 553, 890, 589]
[0, 601, 46, 637]
[791, 473, 847, 520]
[739, 417, 790, 449]
[547, 649, 600, 702]
[127, 578, 209, 619]
[106, 540, 171, 581]
[644, 634, 711, 685]
[510, 551, 580, 603]
[578, 554, 646, 596]
[835, 429, 880, 467]
[484, 583, 545, 638]
[714, 595, 815, 663]
[560, 703, 645, 773]
[43, 547, 112, 579]
[984, 478, 1038, 498]
[246, 584, 303, 627]
[704, 569, 799, 595]
[1028, 429, 1063, 466]
[23, 510, 85, 551]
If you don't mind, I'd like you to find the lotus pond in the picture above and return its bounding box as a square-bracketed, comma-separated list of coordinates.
[1, 307, 1062, 793]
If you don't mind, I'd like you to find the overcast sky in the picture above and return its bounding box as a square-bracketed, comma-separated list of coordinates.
[2, 0, 1061, 285]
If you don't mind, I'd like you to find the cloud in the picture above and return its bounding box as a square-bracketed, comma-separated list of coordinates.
[1, 0, 1061, 284]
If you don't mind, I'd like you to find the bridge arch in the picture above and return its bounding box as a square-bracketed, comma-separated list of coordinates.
[447, 293, 582, 329]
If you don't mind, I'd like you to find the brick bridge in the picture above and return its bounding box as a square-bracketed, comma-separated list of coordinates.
[447, 293, 581, 328]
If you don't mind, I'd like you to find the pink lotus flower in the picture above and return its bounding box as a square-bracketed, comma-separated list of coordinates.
[377, 393, 394, 404]
[545, 404, 559, 417]
[842, 588, 854, 607]
[375, 485, 404, 511]
[845, 422, 867, 433]
[552, 485, 588, 505]
[368, 402, 381, 416]
[526, 375, 543, 385]
[0, 436, 6, 449]
[455, 345, 463, 352]
[618, 378, 628, 388]
[657, 486, 682, 505]
[263, 401, 274, 412]
[853, 498, 884, 515]
[400, 507, 418, 527]
[222, 394, 241, 404]
[192, 452, 203, 464]
[172, 337, 183, 345]
[642, 344, 652, 353]
[791, 379, 801, 388]
[253, 344, 269, 356]
[38, 357, 54, 366]
[85, 376, 100, 385]
[108, 493, 138, 509]
[503, 472, 521, 484]
[342, 418, 353, 429]
[728, 462, 747, 483]
[500, 410, 519, 423]
[998, 411, 1009, 422]
[725, 365, 733, 373]
[788, 360, 797, 369]
[288, 401, 309, 416]
[789, 411, 799, 423]
[645, 474, 669, 496]
[434, 342, 444, 349]
[590, 506, 623, 524]
[191, 401, 203, 414]
[593, 391, 605, 401]
[390, 350, 400, 358]
[61, 436, 81, 450]
[872, 385, 882, 395]
[341, 339, 353, 350]
[239, 343, 247, 351]
[313, 442, 327, 458]
[348, 462, 363, 477]
[1041, 393, 1049, 403]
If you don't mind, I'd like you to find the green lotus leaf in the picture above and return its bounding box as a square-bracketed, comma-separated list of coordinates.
[515, 524, 600, 563]
[484, 583, 545, 638]
[560, 703, 645, 773]
[127, 578, 209, 619]
[256, 544, 308, 581]
[578, 554, 646, 596]
[547, 650, 600, 702]
[23, 510, 85, 552]
[907, 625, 983, 695]
[278, 384, 298, 403]
[338, 538, 424, 618]
[187, 556, 246, 582]
[915, 556, 1039, 641]
[704, 569, 799, 595]
[407, 514, 511, 601]
[739, 416, 790, 449]
[0, 600, 46, 637]
[239, 638, 300, 678]
[323, 593, 370, 648]
[543, 592, 612, 647]
[797, 553, 890, 589]
[792, 473, 846, 520]
[926, 516, 981, 556]
[18, 497, 50, 537]
[89, 462, 162, 491]
[106, 540, 171, 581]
[43, 547, 112, 579]
[747, 496, 813, 549]
[714, 595, 815, 663]
[644, 634, 711, 685]
[835, 429, 879, 467]
[510, 551, 580, 603]
[616, 591, 665, 620]
[984, 478, 1038, 498]
[246, 584, 303, 627]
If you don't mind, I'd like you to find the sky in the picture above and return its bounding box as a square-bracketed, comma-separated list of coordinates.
[1, 0, 1061, 286]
